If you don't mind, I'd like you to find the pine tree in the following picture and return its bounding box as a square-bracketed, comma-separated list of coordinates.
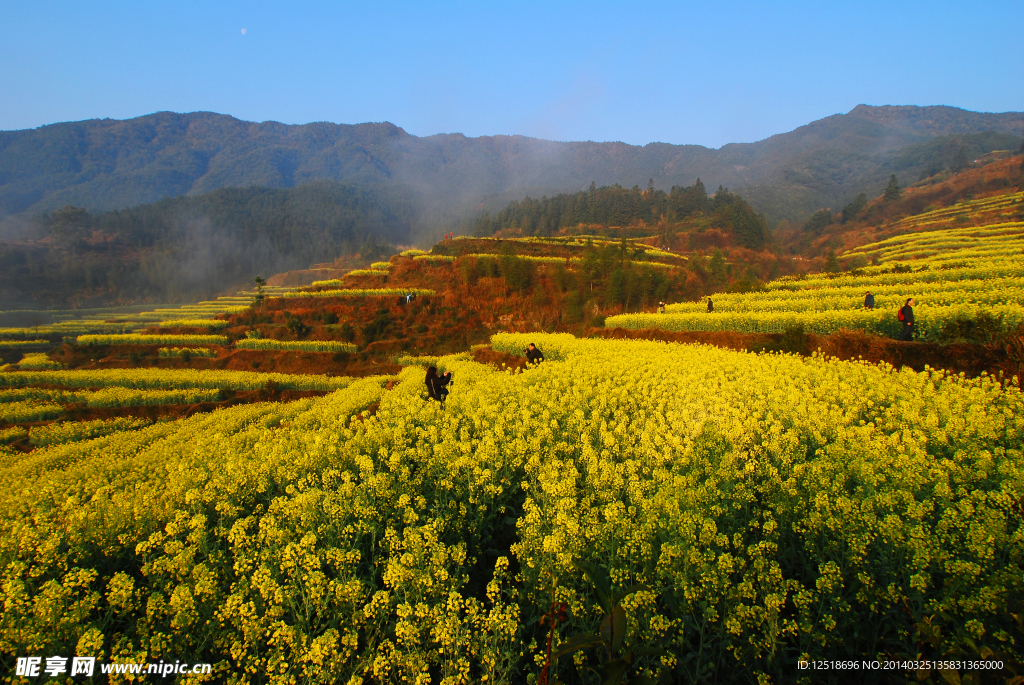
[824, 249, 840, 273]
[709, 249, 727, 284]
[883, 175, 902, 202]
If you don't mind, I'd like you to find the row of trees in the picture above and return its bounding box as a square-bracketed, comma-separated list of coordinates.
[469, 180, 770, 249]
[801, 176, 902, 235]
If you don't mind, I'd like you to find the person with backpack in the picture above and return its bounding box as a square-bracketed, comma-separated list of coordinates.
[864, 291, 875, 309]
[898, 298, 915, 341]
[425, 366, 452, 407]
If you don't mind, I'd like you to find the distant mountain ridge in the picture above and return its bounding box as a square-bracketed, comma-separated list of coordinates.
[1, 105, 1021, 227]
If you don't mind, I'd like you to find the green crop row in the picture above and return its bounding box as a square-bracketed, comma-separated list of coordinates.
[0, 401, 64, 424]
[158, 347, 218, 358]
[0, 368, 353, 392]
[76, 334, 229, 346]
[28, 417, 153, 447]
[157, 319, 230, 328]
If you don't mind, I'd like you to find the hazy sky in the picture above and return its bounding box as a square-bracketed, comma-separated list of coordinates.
[1, 1, 1020, 147]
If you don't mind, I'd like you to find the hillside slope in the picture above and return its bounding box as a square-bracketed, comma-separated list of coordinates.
[0, 182, 408, 307]
[2, 105, 1021, 227]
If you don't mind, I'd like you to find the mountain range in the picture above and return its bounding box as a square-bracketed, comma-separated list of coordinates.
[2, 105, 1022, 231]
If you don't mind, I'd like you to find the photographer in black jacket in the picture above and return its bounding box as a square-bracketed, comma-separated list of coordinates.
[525, 343, 544, 364]
[425, 366, 451, 407]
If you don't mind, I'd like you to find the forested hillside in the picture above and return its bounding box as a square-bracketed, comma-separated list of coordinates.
[469, 180, 770, 249]
[2, 105, 1021, 230]
[0, 182, 410, 307]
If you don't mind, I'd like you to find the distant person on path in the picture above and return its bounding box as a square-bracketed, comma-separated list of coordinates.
[898, 298, 915, 341]
[707, 298, 714, 313]
[864, 291, 875, 309]
[425, 366, 451, 406]
[525, 343, 544, 364]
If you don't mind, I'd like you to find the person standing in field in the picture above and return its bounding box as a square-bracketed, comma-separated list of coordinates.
[864, 291, 875, 309]
[658, 301, 665, 314]
[525, 343, 544, 364]
[707, 297, 714, 313]
[898, 298, 915, 341]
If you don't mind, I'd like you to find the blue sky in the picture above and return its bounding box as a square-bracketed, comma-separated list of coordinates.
[1, 1, 1020, 147]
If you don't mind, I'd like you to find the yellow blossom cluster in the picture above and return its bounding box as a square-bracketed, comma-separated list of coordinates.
[17, 353, 61, 370]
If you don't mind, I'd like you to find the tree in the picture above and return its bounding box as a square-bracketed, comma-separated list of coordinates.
[803, 209, 833, 235]
[647, 178, 655, 195]
[48, 205, 91, 245]
[883, 175, 902, 202]
[252, 276, 267, 309]
[824, 249, 840, 273]
[840, 194, 868, 223]
[709, 249, 727, 284]
[951, 146, 969, 173]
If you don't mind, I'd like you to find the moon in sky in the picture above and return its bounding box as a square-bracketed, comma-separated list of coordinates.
[241, 28, 247, 35]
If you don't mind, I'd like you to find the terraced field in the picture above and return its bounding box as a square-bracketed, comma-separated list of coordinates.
[606, 222, 1024, 340]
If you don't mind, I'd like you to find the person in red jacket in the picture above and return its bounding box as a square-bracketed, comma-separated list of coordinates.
[898, 298, 915, 341]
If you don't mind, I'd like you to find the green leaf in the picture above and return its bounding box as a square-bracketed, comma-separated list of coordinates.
[600, 605, 627, 652]
[552, 634, 605, 659]
[939, 669, 961, 685]
[574, 559, 612, 612]
[598, 658, 630, 685]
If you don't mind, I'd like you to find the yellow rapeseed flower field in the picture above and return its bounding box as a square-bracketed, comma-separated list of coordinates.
[235, 339, 358, 353]
[0, 334, 1021, 681]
